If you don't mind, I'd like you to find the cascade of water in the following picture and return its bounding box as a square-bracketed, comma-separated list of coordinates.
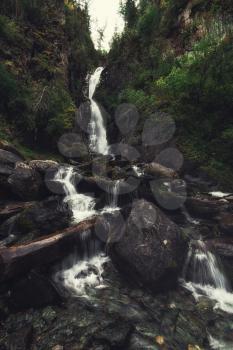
[54, 166, 96, 224]
[88, 67, 109, 155]
[182, 240, 233, 313]
[53, 231, 109, 298]
[109, 180, 121, 209]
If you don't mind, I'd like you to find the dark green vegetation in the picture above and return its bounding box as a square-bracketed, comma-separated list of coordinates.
[104, 0, 233, 189]
[0, 0, 97, 152]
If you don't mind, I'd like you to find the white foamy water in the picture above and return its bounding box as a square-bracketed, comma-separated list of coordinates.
[209, 335, 233, 350]
[132, 165, 144, 177]
[88, 67, 109, 155]
[182, 240, 233, 314]
[102, 180, 121, 214]
[55, 166, 96, 223]
[54, 253, 109, 297]
[209, 191, 231, 198]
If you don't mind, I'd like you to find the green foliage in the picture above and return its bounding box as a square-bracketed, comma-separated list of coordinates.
[120, 0, 138, 28]
[137, 4, 160, 38]
[0, 63, 18, 110]
[45, 84, 75, 139]
[119, 88, 156, 115]
[0, 15, 21, 43]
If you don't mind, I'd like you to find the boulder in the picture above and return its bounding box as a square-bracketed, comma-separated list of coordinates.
[29, 160, 59, 174]
[109, 199, 187, 292]
[0, 139, 24, 159]
[8, 162, 46, 201]
[0, 149, 23, 167]
[143, 162, 178, 179]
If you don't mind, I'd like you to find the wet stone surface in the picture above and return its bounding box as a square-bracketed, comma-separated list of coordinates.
[0, 260, 233, 350]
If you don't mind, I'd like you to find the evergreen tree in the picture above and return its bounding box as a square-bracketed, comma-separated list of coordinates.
[120, 0, 138, 28]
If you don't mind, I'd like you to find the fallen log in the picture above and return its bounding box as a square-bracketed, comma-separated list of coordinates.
[0, 217, 96, 282]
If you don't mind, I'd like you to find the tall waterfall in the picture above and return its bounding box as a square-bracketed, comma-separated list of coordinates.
[182, 240, 233, 313]
[54, 166, 96, 224]
[88, 67, 109, 155]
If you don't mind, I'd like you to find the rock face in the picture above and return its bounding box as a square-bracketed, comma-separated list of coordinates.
[109, 199, 187, 292]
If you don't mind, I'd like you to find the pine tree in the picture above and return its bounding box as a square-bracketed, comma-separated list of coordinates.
[120, 0, 138, 28]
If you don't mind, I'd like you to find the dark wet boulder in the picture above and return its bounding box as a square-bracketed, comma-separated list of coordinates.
[8, 162, 46, 201]
[8, 271, 61, 311]
[109, 199, 187, 292]
[0, 149, 23, 168]
[0, 140, 24, 160]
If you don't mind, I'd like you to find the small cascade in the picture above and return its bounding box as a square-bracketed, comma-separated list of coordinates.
[54, 166, 96, 224]
[109, 180, 121, 209]
[53, 232, 109, 298]
[88, 67, 109, 155]
[102, 180, 121, 214]
[182, 240, 233, 313]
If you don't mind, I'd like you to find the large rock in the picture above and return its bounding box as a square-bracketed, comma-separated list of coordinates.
[29, 160, 59, 174]
[109, 199, 187, 292]
[8, 162, 46, 201]
[143, 162, 178, 178]
[0, 139, 24, 159]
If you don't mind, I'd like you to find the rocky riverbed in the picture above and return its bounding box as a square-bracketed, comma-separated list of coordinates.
[0, 137, 233, 350]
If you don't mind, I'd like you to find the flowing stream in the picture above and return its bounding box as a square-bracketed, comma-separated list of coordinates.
[54, 166, 96, 224]
[182, 239, 233, 314]
[88, 67, 109, 155]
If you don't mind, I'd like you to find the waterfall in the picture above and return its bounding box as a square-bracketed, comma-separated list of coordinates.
[54, 166, 96, 224]
[88, 67, 109, 155]
[182, 240, 233, 313]
[53, 232, 109, 298]
[101, 180, 121, 214]
[109, 180, 121, 209]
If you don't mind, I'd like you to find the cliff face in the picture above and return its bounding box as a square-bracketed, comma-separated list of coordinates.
[0, 0, 97, 150]
[101, 0, 233, 189]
